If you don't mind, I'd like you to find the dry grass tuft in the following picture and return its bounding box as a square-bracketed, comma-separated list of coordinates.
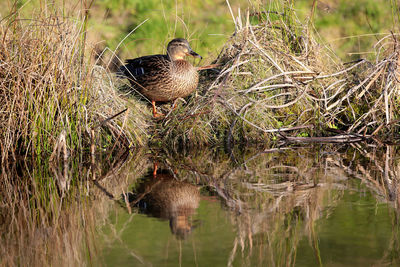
[0, 4, 149, 163]
[157, 10, 400, 147]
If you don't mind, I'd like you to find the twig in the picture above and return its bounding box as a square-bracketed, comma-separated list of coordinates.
[94, 108, 128, 129]
[315, 59, 366, 79]
[280, 133, 368, 143]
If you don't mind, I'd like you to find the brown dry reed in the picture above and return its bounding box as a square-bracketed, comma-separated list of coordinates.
[0, 1, 149, 164]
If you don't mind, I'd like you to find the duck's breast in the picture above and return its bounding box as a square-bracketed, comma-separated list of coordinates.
[169, 60, 199, 99]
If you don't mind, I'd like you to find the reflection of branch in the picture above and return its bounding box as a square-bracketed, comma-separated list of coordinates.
[189, 167, 245, 213]
[227, 237, 239, 267]
[90, 149, 138, 210]
[94, 149, 131, 181]
[176, 147, 319, 213]
[92, 180, 114, 199]
[127, 179, 162, 207]
[280, 133, 368, 143]
[326, 145, 400, 206]
[49, 161, 70, 196]
[327, 157, 388, 202]
[105, 214, 147, 265]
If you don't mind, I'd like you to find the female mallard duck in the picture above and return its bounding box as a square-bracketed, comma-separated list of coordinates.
[126, 168, 200, 239]
[120, 38, 215, 117]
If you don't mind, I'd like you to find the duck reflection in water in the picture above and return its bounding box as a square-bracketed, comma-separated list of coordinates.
[125, 165, 200, 240]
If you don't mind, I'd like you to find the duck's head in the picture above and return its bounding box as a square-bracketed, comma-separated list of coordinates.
[167, 38, 202, 61]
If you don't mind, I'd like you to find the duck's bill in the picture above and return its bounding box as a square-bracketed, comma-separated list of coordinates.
[189, 50, 202, 59]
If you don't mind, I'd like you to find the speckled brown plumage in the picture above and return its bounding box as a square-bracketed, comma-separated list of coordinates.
[123, 55, 199, 102]
[119, 38, 202, 117]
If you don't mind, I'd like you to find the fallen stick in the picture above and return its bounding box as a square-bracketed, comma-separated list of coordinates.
[279, 133, 368, 143]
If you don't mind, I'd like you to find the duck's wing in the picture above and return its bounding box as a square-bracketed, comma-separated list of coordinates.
[119, 55, 170, 79]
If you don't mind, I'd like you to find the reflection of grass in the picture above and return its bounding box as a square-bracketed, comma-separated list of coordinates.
[0, 147, 147, 266]
[3, 144, 399, 265]
[162, 145, 400, 266]
[0, 158, 94, 266]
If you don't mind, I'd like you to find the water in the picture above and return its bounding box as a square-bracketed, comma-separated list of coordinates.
[96, 146, 400, 266]
[101, 192, 397, 266]
[1, 145, 400, 266]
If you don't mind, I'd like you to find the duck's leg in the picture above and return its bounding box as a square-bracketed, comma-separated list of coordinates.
[152, 100, 164, 118]
[152, 100, 157, 117]
[163, 98, 184, 118]
[171, 98, 186, 111]
[153, 161, 158, 178]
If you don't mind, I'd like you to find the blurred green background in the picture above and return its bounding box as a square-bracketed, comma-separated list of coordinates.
[86, 0, 238, 63]
[1, 0, 398, 62]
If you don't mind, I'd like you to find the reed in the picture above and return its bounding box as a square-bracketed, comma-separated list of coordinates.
[0, 1, 148, 163]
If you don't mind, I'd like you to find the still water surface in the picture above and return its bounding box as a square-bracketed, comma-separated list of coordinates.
[1, 145, 399, 266]
[96, 146, 400, 266]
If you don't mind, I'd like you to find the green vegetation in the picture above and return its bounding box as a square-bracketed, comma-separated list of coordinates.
[90, 0, 235, 54]
[86, 0, 400, 62]
[295, 0, 400, 60]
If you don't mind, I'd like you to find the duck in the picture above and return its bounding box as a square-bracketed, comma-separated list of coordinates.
[126, 168, 200, 240]
[119, 38, 217, 117]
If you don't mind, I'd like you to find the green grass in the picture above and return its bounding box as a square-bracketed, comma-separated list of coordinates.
[88, 0, 237, 65]
[2, 0, 398, 62]
[295, 0, 400, 60]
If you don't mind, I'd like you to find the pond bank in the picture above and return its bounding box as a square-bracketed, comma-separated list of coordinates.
[2, 6, 400, 164]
